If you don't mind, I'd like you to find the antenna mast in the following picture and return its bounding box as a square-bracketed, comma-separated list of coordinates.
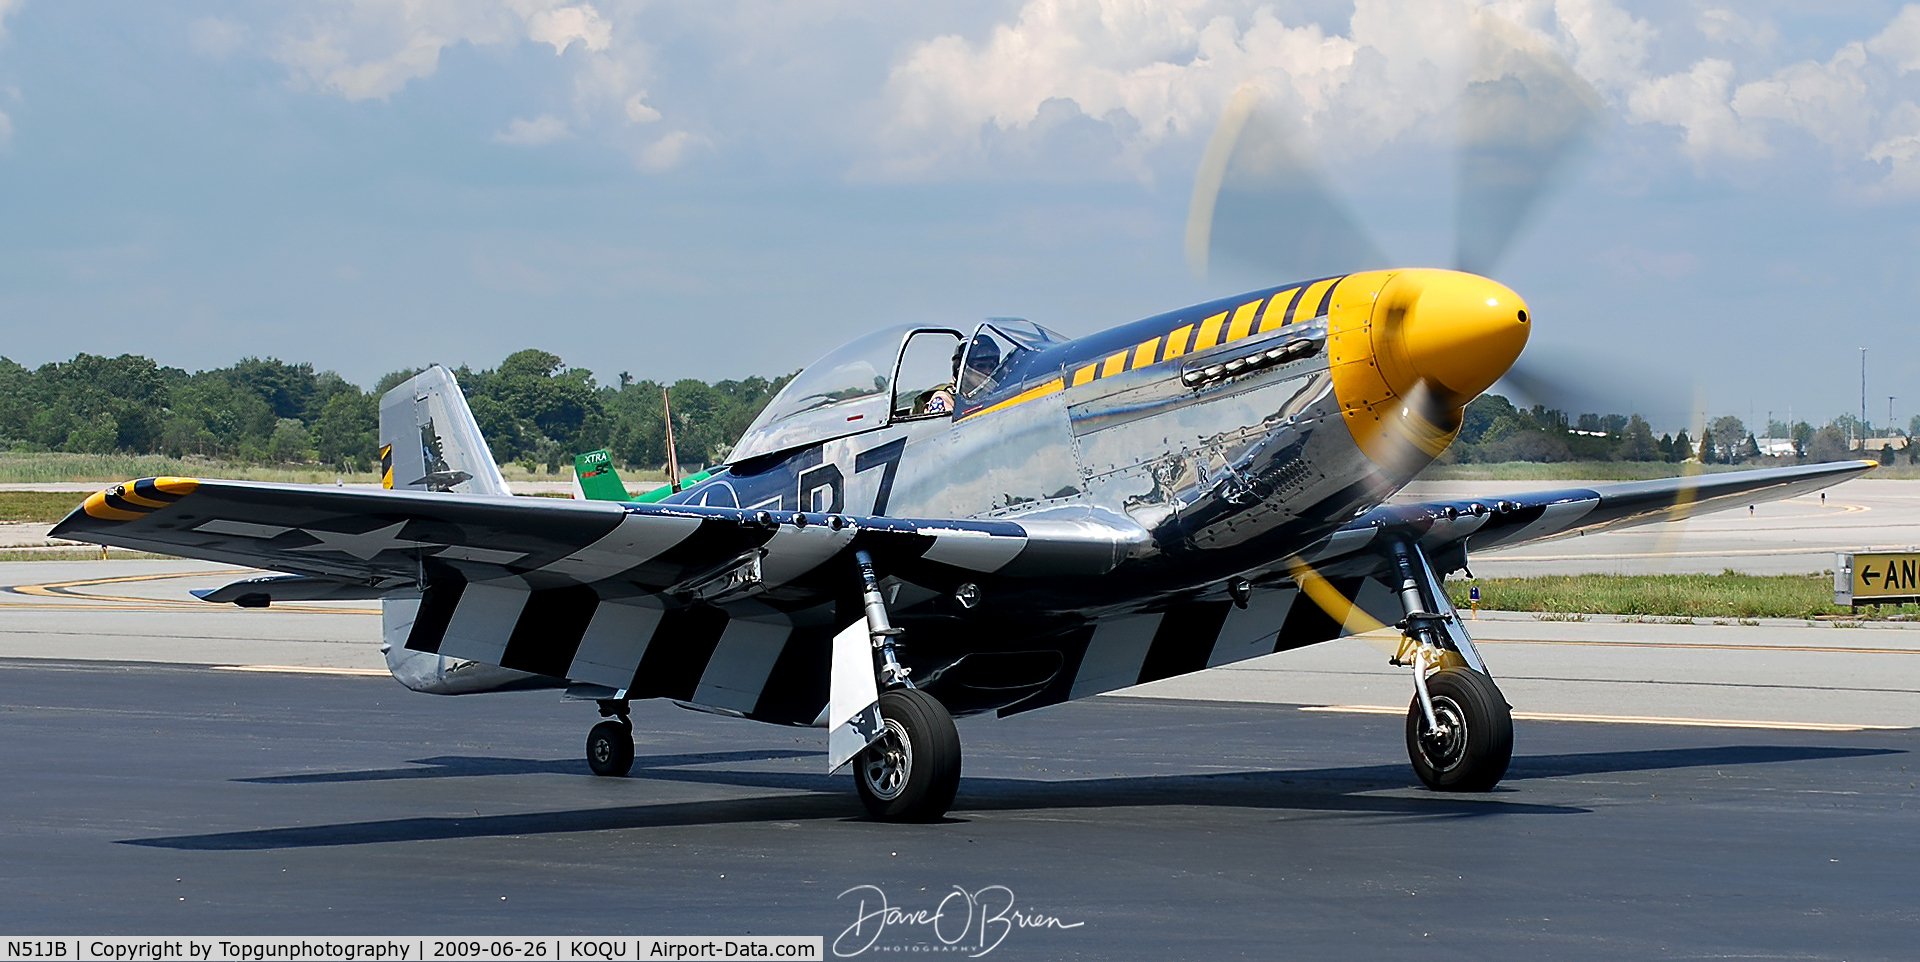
[663, 386, 682, 493]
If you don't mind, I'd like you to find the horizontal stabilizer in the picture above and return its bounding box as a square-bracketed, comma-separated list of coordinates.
[192, 573, 397, 606]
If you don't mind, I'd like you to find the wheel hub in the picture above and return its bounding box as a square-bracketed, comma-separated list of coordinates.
[860, 718, 913, 801]
[1418, 695, 1468, 772]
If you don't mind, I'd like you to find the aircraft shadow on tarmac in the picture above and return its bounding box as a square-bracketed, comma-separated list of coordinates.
[123, 744, 1899, 851]
[234, 749, 821, 783]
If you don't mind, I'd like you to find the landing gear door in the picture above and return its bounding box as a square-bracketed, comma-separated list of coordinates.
[890, 329, 965, 422]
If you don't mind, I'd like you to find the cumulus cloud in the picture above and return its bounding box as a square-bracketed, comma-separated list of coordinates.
[1626, 58, 1765, 158]
[638, 129, 703, 170]
[524, 3, 610, 54]
[880, 0, 1390, 175]
[1555, 0, 1654, 89]
[624, 91, 661, 123]
[1730, 43, 1874, 148]
[1867, 101, 1920, 193]
[271, 1, 618, 102]
[870, 0, 1920, 197]
[167, 0, 1920, 197]
[1696, 8, 1777, 50]
[1867, 5, 1920, 74]
[1597, 4, 1920, 194]
[493, 114, 574, 146]
[875, 0, 1670, 177]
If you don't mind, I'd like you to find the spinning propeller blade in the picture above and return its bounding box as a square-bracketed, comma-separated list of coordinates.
[1190, 15, 1601, 287]
[1186, 15, 1630, 417]
[1186, 83, 1388, 284]
[1453, 12, 1604, 278]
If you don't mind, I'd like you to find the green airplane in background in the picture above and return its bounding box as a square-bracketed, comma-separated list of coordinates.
[571, 449, 711, 504]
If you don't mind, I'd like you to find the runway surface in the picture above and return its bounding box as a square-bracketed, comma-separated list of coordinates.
[5, 475, 1919, 956]
[0, 659, 1913, 959]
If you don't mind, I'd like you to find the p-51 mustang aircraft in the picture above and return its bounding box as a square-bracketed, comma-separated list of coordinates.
[54, 267, 1870, 821]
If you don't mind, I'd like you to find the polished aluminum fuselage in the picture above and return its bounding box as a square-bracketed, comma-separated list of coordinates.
[667, 321, 1399, 619]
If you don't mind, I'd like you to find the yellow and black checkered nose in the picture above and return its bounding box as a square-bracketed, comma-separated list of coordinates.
[1370, 268, 1530, 406]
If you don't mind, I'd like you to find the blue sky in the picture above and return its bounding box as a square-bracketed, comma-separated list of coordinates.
[3, 0, 1920, 432]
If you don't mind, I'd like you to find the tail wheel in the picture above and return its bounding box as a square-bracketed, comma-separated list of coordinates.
[855, 689, 962, 822]
[1406, 667, 1512, 792]
[586, 719, 635, 777]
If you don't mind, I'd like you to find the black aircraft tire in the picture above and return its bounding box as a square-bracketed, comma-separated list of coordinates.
[586, 720, 635, 777]
[855, 689, 962, 822]
[1406, 668, 1512, 792]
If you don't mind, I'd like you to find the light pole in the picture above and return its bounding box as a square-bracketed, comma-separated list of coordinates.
[1860, 347, 1868, 446]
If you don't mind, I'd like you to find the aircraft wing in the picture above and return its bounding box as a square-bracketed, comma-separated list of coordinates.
[50, 477, 1148, 602]
[1297, 459, 1877, 578]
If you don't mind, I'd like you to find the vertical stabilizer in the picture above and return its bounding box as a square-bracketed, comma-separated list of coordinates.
[573, 449, 629, 501]
[378, 366, 510, 497]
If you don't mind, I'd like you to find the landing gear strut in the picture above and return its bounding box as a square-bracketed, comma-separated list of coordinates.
[1388, 542, 1511, 792]
[586, 699, 634, 777]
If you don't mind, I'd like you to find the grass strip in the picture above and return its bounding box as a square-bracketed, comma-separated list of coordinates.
[1448, 571, 1917, 620]
[0, 549, 176, 561]
[1415, 460, 1913, 481]
[0, 491, 88, 523]
[0, 452, 384, 485]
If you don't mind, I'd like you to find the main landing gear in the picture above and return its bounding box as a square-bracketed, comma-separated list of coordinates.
[1388, 542, 1512, 792]
[844, 550, 962, 822]
[856, 688, 963, 821]
[586, 699, 635, 777]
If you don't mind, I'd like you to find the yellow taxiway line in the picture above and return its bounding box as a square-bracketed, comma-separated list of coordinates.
[211, 665, 391, 677]
[1471, 637, 1920, 656]
[8, 568, 254, 598]
[1299, 705, 1898, 732]
[4, 569, 378, 614]
[1496, 545, 1868, 562]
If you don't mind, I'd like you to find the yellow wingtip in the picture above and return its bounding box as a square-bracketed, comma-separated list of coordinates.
[81, 490, 144, 522]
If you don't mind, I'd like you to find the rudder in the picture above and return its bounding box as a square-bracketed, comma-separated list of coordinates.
[378, 365, 510, 497]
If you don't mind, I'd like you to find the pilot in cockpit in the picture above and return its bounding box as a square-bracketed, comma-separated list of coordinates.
[913, 384, 956, 416]
[907, 332, 1008, 416]
[956, 335, 1002, 398]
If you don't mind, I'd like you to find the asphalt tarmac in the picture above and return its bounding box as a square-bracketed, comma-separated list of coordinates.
[0, 658, 1913, 960]
[5, 477, 1919, 957]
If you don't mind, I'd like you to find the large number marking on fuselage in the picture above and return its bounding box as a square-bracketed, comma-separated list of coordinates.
[855, 438, 907, 515]
[724, 436, 906, 516]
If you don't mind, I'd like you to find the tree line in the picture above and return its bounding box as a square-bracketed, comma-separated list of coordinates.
[1452, 395, 1914, 465]
[0, 350, 1901, 473]
[0, 351, 790, 474]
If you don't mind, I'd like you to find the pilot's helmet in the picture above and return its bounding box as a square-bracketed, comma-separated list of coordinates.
[958, 337, 1002, 396]
[964, 337, 1001, 375]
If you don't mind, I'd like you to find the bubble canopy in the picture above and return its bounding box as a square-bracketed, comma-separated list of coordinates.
[729, 326, 913, 463]
[727, 320, 1071, 465]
